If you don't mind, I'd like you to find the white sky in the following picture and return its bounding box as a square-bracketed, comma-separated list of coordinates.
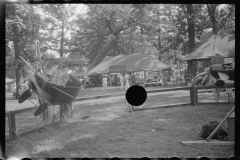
[76, 4, 88, 14]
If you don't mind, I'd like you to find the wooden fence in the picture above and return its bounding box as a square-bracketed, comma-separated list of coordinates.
[5, 84, 234, 142]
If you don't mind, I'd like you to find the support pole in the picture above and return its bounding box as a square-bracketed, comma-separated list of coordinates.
[60, 104, 63, 123]
[8, 113, 14, 139]
[9, 112, 17, 139]
[194, 87, 198, 105]
[190, 86, 195, 106]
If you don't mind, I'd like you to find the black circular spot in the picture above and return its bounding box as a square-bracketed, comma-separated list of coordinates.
[140, 157, 151, 160]
[110, 157, 121, 160]
[199, 157, 210, 160]
[21, 158, 31, 160]
[126, 85, 147, 106]
[169, 157, 180, 160]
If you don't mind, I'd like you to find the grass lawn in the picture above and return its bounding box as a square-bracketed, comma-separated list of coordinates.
[5, 90, 234, 158]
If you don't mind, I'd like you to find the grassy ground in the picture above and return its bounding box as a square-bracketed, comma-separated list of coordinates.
[5, 84, 235, 158]
[5, 95, 234, 158]
[5, 85, 234, 138]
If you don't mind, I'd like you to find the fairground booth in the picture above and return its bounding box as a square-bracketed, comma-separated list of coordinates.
[86, 53, 169, 86]
[184, 33, 235, 80]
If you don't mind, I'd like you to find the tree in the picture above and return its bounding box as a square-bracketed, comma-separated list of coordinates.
[37, 4, 77, 57]
[6, 4, 40, 96]
[134, 4, 179, 61]
[216, 4, 235, 33]
[6, 4, 234, 77]
[186, 4, 196, 51]
[207, 4, 218, 34]
[72, 4, 140, 66]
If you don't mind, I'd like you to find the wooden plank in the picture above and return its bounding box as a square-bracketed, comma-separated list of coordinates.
[198, 89, 213, 93]
[75, 86, 191, 102]
[10, 106, 36, 115]
[182, 140, 234, 145]
[197, 102, 230, 105]
[147, 86, 191, 93]
[75, 87, 193, 102]
[134, 103, 191, 112]
[195, 85, 235, 90]
[75, 92, 124, 101]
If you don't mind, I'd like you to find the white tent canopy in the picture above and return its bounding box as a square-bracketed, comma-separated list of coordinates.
[184, 33, 235, 61]
[87, 54, 169, 75]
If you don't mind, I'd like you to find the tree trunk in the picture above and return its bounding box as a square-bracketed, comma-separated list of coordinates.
[60, 20, 65, 57]
[12, 24, 21, 98]
[157, 27, 162, 61]
[141, 26, 144, 54]
[186, 4, 196, 51]
[207, 4, 218, 34]
[186, 4, 196, 79]
[211, 16, 217, 34]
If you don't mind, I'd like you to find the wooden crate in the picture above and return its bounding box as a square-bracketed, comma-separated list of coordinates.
[227, 112, 235, 141]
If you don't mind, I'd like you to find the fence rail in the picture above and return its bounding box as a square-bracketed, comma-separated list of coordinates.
[5, 85, 234, 142]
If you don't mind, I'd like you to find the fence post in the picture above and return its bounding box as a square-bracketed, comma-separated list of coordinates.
[8, 112, 17, 139]
[190, 86, 195, 106]
[194, 87, 198, 105]
[60, 104, 63, 123]
[8, 112, 13, 140]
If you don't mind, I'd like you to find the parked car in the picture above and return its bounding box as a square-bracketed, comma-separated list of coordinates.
[84, 75, 103, 88]
[145, 75, 162, 87]
[135, 77, 144, 84]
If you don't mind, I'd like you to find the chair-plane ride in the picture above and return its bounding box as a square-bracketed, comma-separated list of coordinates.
[18, 56, 82, 117]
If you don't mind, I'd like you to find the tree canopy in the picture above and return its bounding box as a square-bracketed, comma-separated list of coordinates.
[6, 4, 235, 94]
